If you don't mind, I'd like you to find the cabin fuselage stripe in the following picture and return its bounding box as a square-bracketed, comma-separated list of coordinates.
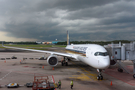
[66, 49, 86, 57]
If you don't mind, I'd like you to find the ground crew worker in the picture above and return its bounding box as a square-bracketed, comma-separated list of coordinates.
[70, 80, 73, 89]
[58, 80, 61, 89]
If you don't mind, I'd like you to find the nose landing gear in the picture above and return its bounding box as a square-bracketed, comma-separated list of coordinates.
[97, 69, 103, 80]
[97, 74, 103, 80]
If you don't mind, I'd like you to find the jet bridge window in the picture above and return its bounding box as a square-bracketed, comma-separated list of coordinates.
[94, 52, 108, 56]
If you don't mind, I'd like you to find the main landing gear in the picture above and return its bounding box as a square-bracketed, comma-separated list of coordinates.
[118, 68, 123, 72]
[97, 69, 103, 80]
[61, 57, 68, 66]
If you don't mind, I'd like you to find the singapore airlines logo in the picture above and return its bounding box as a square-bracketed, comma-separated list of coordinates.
[73, 46, 88, 52]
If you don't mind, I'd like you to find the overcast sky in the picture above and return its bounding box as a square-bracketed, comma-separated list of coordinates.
[0, 0, 135, 41]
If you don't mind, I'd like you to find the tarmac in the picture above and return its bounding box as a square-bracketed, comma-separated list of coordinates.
[0, 48, 135, 90]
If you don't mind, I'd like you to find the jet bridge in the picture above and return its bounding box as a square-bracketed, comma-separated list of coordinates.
[104, 42, 135, 78]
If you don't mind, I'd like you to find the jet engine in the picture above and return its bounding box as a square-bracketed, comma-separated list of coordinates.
[47, 55, 58, 66]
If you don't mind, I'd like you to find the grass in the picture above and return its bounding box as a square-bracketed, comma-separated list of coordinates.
[0, 45, 6, 48]
[53, 45, 66, 47]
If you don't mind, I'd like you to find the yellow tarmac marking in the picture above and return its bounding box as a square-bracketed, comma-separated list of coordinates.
[80, 68, 97, 81]
[70, 62, 98, 81]
[68, 68, 77, 69]
[69, 73, 92, 81]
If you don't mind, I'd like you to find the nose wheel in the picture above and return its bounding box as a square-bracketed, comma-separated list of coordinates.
[97, 74, 103, 80]
[97, 69, 103, 80]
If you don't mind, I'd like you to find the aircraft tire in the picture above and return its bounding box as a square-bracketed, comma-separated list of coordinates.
[61, 61, 64, 66]
[100, 75, 103, 80]
[97, 76, 100, 80]
[118, 68, 123, 72]
[133, 74, 135, 78]
[97, 75, 103, 80]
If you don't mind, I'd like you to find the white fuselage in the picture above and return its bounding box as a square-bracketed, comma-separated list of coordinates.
[65, 44, 110, 69]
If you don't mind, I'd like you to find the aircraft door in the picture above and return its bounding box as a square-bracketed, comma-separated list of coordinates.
[126, 51, 130, 60]
[113, 49, 121, 60]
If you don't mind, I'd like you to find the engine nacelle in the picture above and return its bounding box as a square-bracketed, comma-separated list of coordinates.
[47, 55, 58, 66]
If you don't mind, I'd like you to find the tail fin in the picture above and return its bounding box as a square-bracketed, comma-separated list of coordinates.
[67, 30, 70, 45]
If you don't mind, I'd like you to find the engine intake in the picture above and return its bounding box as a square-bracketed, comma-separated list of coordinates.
[47, 55, 58, 66]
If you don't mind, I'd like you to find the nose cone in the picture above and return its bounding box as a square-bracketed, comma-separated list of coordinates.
[98, 56, 110, 69]
[101, 59, 110, 69]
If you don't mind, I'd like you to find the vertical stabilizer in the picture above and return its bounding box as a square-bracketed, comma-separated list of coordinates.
[67, 31, 70, 45]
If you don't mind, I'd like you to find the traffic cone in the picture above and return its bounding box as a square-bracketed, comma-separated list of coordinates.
[42, 66, 44, 69]
[20, 60, 22, 64]
[4, 60, 6, 63]
[52, 67, 54, 70]
[110, 81, 112, 86]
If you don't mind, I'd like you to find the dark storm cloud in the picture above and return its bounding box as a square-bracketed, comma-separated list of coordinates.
[39, 0, 118, 11]
[4, 21, 65, 41]
[0, 0, 135, 41]
[65, 0, 135, 19]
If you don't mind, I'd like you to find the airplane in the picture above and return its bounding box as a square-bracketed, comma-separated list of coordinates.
[2, 31, 110, 80]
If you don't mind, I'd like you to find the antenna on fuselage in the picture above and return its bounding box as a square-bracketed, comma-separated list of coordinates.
[67, 30, 70, 45]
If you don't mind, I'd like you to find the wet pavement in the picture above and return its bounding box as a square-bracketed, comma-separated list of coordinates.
[0, 48, 135, 90]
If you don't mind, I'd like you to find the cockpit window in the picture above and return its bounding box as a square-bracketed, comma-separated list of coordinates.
[94, 52, 108, 56]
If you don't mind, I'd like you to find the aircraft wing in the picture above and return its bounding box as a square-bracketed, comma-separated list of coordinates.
[2, 45, 77, 59]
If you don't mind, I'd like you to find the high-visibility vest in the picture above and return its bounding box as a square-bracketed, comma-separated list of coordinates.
[58, 81, 61, 85]
[70, 81, 73, 85]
